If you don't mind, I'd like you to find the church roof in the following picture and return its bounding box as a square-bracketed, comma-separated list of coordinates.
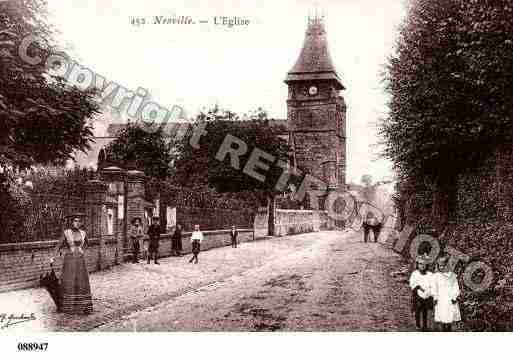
[285, 17, 344, 90]
[106, 119, 289, 138]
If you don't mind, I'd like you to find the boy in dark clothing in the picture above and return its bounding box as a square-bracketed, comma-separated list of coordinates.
[172, 224, 183, 256]
[230, 225, 238, 248]
[147, 217, 161, 264]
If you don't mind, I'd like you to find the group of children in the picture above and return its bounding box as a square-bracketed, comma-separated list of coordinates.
[130, 218, 209, 265]
[409, 254, 461, 331]
[129, 216, 162, 264]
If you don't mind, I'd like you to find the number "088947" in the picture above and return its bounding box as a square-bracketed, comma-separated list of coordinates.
[17, 343, 48, 351]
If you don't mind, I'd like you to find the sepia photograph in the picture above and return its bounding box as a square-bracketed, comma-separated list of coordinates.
[0, 0, 512, 356]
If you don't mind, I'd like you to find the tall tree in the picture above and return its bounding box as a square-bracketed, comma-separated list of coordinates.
[381, 0, 513, 224]
[0, 0, 100, 170]
[1, 0, 100, 243]
[172, 107, 292, 235]
[105, 125, 173, 180]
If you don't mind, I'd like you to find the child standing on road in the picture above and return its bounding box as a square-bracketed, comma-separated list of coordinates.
[189, 224, 203, 264]
[432, 255, 461, 332]
[130, 217, 144, 263]
[147, 217, 161, 265]
[230, 225, 238, 248]
[409, 255, 434, 331]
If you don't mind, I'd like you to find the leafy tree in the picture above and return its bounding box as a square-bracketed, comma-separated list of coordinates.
[0, 0, 99, 243]
[0, 0, 100, 170]
[172, 106, 292, 235]
[380, 0, 513, 224]
[25, 166, 97, 197]
[105, 124, 173, 180]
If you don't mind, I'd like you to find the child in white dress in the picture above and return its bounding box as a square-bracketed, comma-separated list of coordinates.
[409, 255, 434, 331]
[432, 255, 461, 331]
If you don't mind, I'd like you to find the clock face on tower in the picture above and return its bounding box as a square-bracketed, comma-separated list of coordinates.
[308, 86, 318, 96]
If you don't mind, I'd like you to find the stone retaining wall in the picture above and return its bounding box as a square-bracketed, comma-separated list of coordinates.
[274, 209, 327, 236]
[254, 209, 329, 237]
[158, 229, 254, 257]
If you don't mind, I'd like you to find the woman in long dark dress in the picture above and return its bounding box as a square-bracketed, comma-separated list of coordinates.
[51, 213, 93, 315]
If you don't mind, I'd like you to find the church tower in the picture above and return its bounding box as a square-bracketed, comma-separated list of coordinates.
[285, 15, 347, 192]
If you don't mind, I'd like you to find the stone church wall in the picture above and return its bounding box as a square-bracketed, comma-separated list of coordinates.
[293, 131, 338, 181]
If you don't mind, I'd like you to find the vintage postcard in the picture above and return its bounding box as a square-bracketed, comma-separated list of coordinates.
[0, 0, 512, 356]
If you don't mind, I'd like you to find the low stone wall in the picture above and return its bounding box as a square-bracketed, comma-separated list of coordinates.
[0, 229, 254, 293]
[157, 229, 254, 257]
[275, 210, 313, 236]
[0, 236, 119, 293]
[274, 209, 328, 236]
[173, 206, 254, 233]
[254, 208, 330, 237]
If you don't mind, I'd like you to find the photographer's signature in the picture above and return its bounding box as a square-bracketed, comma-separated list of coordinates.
[0, 313, 37, 329]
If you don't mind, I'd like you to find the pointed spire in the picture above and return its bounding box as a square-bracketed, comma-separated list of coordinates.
[285, 13, 344, 90]
[307, 2, 324, 28]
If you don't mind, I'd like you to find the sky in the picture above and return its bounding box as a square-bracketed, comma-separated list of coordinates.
[46, 0, 406, 184]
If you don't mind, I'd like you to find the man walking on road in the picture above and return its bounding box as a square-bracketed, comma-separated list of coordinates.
[230, 225, 238, 248]
[147, 217, 161, 265]
[363, 212, 375, 243]
[372, 218, 383, 243]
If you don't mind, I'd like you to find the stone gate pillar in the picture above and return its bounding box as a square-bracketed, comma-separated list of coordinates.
[126, 169, 146, 261]
[84, 180, 108, 270]
[126, 169, 146, 224]
[100, 166, 126, 264]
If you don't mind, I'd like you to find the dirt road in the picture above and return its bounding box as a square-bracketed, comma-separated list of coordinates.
[96, 230, 414, 331]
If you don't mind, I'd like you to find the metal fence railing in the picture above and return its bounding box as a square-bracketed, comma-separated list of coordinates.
[0, 194, 86, 244]
[169, 206, 255, 232]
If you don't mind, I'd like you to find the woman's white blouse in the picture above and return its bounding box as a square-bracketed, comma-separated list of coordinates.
[63, 229, 87, 254]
